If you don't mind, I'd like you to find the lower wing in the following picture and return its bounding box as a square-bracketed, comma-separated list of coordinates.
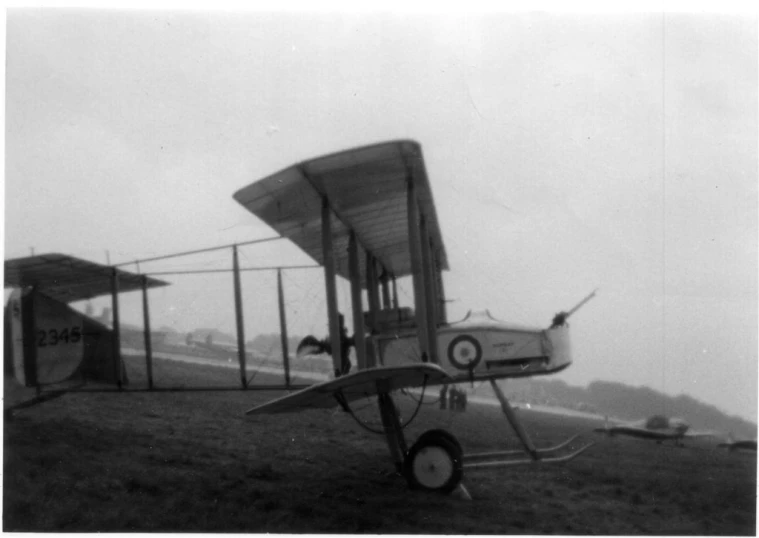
[246, 364, 452, 415]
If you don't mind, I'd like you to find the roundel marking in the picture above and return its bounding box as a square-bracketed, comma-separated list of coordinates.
[447, 335, 483, 370]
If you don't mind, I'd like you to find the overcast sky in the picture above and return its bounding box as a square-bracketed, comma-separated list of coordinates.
[4, 9, 757, 423]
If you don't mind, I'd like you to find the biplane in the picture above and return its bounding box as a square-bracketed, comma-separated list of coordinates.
[717, 435, 757, 453]
[233, 139, 596, 494]
[4, 139, 596, 496]
[593, 414, 719, 447]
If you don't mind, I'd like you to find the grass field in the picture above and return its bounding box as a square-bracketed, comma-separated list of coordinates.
[3, 354, 756, 534]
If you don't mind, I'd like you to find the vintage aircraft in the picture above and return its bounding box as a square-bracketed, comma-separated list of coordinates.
[233, 139, 596, 494]
[4, 139, 596, 495]
[717, 435, 757, 453]
[593, 414, 719, 446]
[186, 330, 241, 358]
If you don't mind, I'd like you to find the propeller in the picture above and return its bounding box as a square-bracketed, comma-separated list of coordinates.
[296, 335, 332, 358]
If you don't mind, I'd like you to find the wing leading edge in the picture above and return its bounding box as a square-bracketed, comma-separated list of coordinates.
[246, 363, 452, 415]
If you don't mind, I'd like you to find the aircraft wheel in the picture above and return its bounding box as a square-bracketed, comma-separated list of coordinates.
[416, 428, 463, 455]
[404, 431, 463, 494]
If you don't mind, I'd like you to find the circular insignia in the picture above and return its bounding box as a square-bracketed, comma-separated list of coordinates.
[447, 335, 482, 370]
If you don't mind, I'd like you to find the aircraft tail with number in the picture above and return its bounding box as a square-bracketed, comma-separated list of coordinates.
[5, 288, 127, 388]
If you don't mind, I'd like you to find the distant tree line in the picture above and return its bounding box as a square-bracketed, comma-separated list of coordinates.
[499, 378, 755, 439]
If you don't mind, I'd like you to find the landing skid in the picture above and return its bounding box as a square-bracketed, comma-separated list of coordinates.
[375, 378, 595, 495]
[463, 434, 589, 468]
[462, 379, 595, 469]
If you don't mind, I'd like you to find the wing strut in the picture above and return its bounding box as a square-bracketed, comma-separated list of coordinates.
[490, 379, 538, 459]
[321, 197, 343, 375]
[277, 269, 292, 388]
[406, 171, 431, 362]
[232, 245, 248, 389]
[420, 214, 438, 363]
[377, 386, 408, 473]
[110, 268, 123, 390]
[141, 275, 155, 390]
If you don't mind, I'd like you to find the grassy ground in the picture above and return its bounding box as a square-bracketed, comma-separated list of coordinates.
[4, 355, 756, 534]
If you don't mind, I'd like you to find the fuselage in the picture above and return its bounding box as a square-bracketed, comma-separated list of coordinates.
[374, 309, 571, 384]
[597, 415, 692, 441]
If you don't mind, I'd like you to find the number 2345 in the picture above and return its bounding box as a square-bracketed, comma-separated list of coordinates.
[37, 327, 82, 347]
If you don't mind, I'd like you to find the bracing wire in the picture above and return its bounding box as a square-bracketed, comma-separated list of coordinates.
[281, 268, 326, 336]
[347, 399, 379, 414]
[398, 380, 428, 428]
[339, 376, 429, 435]
[401, 387, 441, 406]
[146, 265, 319, 276]
[112, 236, 282, 267]
[341, 397, 386, 435]
[246, 341, 278, 385]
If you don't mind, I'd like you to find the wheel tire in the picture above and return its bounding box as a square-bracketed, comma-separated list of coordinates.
[416, 428, 463, 455]
[404, 431, 463, 494]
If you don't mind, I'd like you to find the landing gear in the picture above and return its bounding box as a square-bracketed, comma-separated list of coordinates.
[376, 384, 464, 494]
[404, 430, 463, 494]
[375, 379, 594, 495]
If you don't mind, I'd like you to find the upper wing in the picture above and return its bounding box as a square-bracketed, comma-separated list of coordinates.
[246, 363, 452, 415]
[233, 140, 448, 287]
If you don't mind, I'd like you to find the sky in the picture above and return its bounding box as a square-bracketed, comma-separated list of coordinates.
[3, 8, 757, 423]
